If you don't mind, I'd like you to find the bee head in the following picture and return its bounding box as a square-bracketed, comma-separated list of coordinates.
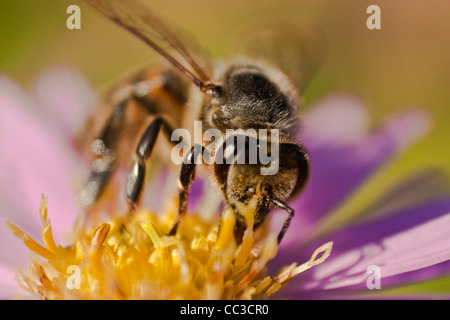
[214, 137, 309, 230]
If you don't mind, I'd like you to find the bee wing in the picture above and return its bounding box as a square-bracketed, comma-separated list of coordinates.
[237, 21, 326, 95]
[84, 0, 211, 90]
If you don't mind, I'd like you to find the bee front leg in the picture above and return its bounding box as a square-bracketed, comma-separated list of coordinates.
[269, 198, 294, 244]
[126, 117, 173, 212]
[169, 144, 205, 236]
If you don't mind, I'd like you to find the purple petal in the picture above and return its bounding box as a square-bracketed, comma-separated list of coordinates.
[277, 197, 450, 298]
[187, 178, 205, 211]
[317, 206, 450, 289]
[278, 95, 431, 246]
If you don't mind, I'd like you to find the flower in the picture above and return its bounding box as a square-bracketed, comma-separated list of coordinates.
[0, 67, 94, 298]
[1, 68, 450, 299]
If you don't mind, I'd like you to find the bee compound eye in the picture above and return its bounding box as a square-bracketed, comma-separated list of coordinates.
[211, 86, 224, 99]
[204, 84, 225, 101]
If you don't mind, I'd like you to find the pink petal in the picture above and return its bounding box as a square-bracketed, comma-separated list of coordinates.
[0, 75, 87, 244]
[32, 66, 96, 141]
[0, 263, 22, 299]
[0, 69, 95, 299]
[0, 76, 42, 235]
[301, 93, 369, 144]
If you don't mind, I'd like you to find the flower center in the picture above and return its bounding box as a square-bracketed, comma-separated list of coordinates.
[8, 195, 332, 299]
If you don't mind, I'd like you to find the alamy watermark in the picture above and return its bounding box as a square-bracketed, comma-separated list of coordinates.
[366, 5, 381, 30]
[170, 121, 280, 175]
[66, 265, 81, 289]
[67, 4, 381, 31]
[366, 265, 381, 290]
[66, 5, 81, 30]
[66, 263, 383, 290]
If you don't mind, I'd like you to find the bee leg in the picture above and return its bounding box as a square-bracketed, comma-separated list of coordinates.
[81, 69, 186, 211]
[126, 117, 173, 212]
[270, 198, 294, 244]
[169, 144, 205, 236]
[79, 102, 126, 209]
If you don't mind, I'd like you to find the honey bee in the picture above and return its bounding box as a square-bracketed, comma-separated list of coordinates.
[78, 0, 320, 243]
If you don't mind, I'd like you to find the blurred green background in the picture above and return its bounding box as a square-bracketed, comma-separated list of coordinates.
[1, 0, 450, 296]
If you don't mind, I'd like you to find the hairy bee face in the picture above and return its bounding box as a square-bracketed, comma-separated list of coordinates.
[214, 140, 309, 229]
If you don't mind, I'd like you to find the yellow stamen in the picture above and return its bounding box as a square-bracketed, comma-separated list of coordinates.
[10, 194, 333, 300]
[140, 221, 163, 249]
[214, 206, 235, 250]
[90, 223, 110, 252]
[6, 221, 55, 261]
[234, 198, 257, 267]
[39, 195, 58, 254]
[275, 241, 333, 283]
